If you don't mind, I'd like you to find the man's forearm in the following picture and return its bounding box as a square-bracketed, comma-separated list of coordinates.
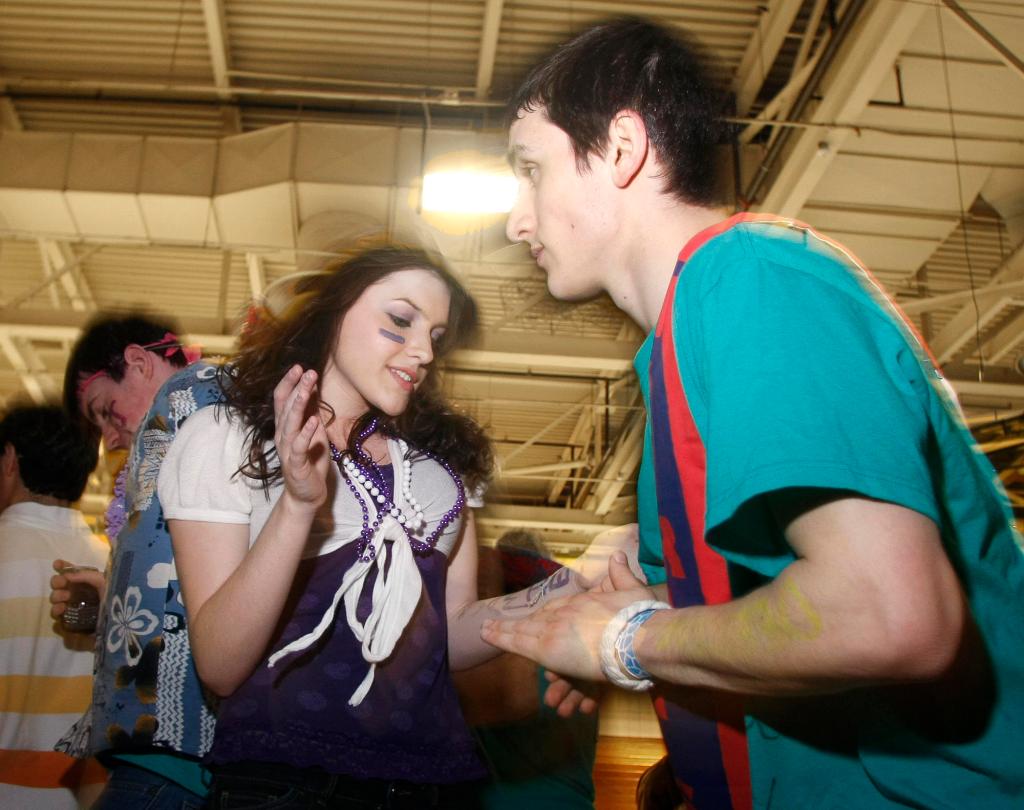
[634, 562, 961, 695]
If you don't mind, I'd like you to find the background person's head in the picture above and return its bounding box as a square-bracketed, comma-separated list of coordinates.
[507, 16, 727, 207]
[63, 314, 195, 451]
[0, 403, 99, 512]
[493, 529, 561, 596]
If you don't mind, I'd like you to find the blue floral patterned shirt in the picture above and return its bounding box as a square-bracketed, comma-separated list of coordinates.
[67, 363, 222, 762]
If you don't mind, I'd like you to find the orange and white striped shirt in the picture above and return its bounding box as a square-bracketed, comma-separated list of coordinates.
[0, 502, 109, 809]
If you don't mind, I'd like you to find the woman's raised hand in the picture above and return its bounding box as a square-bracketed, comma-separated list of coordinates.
[273, 365, 329, 510]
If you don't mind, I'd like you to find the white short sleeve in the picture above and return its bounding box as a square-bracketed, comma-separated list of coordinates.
[465, 480, 487, 509]
[158, 406, 252, 524]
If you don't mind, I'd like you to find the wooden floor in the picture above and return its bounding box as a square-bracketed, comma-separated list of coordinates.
[594, 736, 667, 809]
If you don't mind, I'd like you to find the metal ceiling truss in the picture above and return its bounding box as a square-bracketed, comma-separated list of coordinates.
[38, 239, 95, 312]
[739, 0, 831, 149]
[0, 330, 54, 404]
[199, 0, 243, 134]
[929, 240, 1024, 365]
[0, 94, 21, 130]
[475, 503, 635, 555]
[474, 0, 504, 100]
[732, 0, 805, 118]
[546, 404, 595, 506]
[940, 0, 1024, 84]
[752, 0, 927, 215]
[582, 403, 644, 517]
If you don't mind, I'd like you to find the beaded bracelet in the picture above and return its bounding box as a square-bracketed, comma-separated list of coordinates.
[598, 600, 671, 691]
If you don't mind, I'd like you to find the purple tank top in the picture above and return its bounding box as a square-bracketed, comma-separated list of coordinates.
[207, 466, 486, 784]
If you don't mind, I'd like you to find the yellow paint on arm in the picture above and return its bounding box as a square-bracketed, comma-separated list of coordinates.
[645, 574, 824, 690]
[732, 577, 823, 646]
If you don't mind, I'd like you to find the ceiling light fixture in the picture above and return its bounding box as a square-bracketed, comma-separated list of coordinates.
[421, 170, 517, 214]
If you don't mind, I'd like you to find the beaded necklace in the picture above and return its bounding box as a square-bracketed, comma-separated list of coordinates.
[328, 417, 466, 562]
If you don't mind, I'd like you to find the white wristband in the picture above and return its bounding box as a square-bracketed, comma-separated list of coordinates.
[599, 599, 671, 691]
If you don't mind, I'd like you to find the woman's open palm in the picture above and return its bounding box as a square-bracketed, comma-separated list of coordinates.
[273, 365, 329, 509]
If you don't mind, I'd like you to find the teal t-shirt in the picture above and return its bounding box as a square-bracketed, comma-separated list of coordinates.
[635, 216, 1024, 808]
[112, 752, 209, 797]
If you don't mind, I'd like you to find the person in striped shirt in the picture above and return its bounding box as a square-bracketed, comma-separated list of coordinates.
[0, 404, 108, 808]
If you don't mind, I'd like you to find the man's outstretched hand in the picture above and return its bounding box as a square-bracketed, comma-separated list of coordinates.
[481, 551, 656, 683]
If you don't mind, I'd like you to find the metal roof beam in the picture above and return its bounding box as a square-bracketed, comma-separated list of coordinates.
[0, 332, 51, 403]
[901, 277, 1024, 316]
[35, 243, 62, 309]
[246, 252, 265, 299]
[498, 404, 584, 469]
[941, 0, 1024, 83]
[792, 0, 829, 75]
[0, 312, 237, 356]
[0, 310, 637, 376]
[733, 0, 805, 116]
[38, 240, 95, 312]
[978, 308, 1024, 365]
[759, 0, 927, 216]
[951, 378, 1024, 406]
[739, 44, 826, 145]
[0, 96, 22, 131]
[0, 76, 503, 109]
[474, 0, 504, 99]
[200, 0, 232, 97]
[5, 245, 103, 311]
[200, 0, 240, 132]
[547, 404, 594, 504]
[477, 503, 634, 535]
[453, 332, 636, 376]
[929, 240, 1024, 364]
[585, 409, 644, 516]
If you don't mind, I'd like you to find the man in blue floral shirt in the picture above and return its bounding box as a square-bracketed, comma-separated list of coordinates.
[53, 314, 222, 809]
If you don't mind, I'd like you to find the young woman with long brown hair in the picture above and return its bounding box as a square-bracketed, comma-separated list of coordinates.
[156, 247, 633, 809]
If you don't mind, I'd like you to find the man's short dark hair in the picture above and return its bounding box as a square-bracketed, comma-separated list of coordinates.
[0, 404, 99, 501]
[63, 313, 187, 418]
[507, 16, 727, 206]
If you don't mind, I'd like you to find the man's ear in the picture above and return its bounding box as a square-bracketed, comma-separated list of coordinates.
[1, 442, 18, 478]
[122, 344, 153, 379]
[607, 110, 649, 189]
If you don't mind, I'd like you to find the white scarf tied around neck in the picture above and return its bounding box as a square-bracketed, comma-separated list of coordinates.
[266, 438, 438, 706]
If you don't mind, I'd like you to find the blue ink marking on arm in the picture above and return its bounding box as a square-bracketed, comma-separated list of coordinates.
[379, 328, 406, 344]
[501, 566, 575, 611]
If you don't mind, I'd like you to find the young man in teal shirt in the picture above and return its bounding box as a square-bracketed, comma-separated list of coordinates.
[482, 17, 1024, 809]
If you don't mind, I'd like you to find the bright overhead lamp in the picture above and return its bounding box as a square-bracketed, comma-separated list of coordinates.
[421, 170, 518, 214]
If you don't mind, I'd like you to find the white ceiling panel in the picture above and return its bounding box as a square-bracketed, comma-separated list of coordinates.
[809, 153, 991, 212]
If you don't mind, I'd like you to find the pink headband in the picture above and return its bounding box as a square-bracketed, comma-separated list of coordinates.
[75, 368, 110, 401]
[76, 333, 202, 400]
[142, 332, 203, 365]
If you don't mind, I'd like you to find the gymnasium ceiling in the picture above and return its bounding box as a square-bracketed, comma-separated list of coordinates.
[1, 0, 1023, 548]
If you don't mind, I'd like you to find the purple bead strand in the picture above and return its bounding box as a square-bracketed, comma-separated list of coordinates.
[327, 417, 465, 557]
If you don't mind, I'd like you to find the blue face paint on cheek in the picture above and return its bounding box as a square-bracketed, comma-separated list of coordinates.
[379, 328, 406, 344]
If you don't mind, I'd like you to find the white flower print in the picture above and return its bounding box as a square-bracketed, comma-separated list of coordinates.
[106, 586, 160, 665]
